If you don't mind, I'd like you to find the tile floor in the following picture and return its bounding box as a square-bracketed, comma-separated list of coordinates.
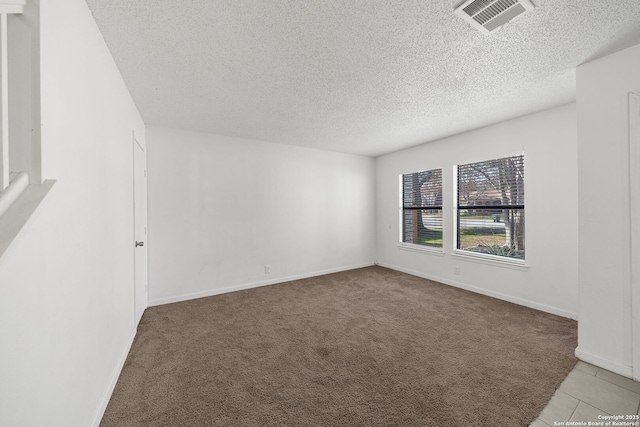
[530, 361, 640, 426]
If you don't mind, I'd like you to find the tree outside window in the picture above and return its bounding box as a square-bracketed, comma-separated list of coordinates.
[401, 169, 443, 248]
[457, 155, 524, 259]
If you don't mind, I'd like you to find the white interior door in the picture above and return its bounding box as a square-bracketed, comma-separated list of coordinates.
[629, 91, 640, 381]
[134, 137, 148, 326]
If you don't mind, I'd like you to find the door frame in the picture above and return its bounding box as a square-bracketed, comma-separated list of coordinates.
[629, 91, 640, 381]
[133, 133, 148, 327]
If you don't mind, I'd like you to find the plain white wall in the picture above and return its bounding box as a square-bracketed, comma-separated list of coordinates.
[147, 126, 376, 305]
[576, 43, 640, 377]
[376, 103, 578, 319]
[0, 0, 145, 426]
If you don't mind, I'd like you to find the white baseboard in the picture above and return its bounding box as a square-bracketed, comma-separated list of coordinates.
[149, 262, 375, 307]
[90, 327, 137, 427]
[575, 347, 634, 379]
[377, 262, 578, 320]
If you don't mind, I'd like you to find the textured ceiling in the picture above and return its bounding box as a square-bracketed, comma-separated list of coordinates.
[85, 0, 640, 157]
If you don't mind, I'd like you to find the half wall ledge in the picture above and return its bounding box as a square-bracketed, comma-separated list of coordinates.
[0, 179, 55, 260]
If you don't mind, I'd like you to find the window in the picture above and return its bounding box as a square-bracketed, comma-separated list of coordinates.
[401, 168, 443, 248]
[456, 155, 524, 260]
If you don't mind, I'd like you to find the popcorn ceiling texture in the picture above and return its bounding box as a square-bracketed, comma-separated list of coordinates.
[85, 0, 640, 156]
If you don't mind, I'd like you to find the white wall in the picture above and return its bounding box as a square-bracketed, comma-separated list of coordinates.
[376, 103, 578, 319]
[147, 126, 375, 305]
[0, 1, 145, 426]
[576, 43, 640, 377]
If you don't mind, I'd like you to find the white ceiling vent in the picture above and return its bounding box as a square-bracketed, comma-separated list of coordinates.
[454, 0, 535, 34]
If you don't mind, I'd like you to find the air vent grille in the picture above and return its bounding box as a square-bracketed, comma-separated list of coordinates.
[470, 0, 517, 25]
[455, 0, 534, 34]
[463, 0, 513, 19]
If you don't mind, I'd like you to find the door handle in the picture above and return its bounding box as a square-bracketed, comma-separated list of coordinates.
[136, 241, 145, 247]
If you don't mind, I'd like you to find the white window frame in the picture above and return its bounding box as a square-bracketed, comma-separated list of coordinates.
[397, 168, 445, 255]
[452, 154, 528, 269]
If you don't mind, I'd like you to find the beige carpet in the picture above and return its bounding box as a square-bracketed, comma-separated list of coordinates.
[101, 266, 577, 426]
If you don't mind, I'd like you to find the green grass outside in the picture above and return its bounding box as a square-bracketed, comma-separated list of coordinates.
[459, 215, 498, 221]
[414, 227, 507, 247]
[418, 229, 443, 246]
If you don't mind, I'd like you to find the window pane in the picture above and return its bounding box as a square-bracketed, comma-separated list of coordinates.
[403, 209, 443, 247]
[458, 209, 524, 259]
[457, 155, 524, 260]
[458, 155, 524, 207]
[403, 169, 442, 208]
[401, 168, 443, 248]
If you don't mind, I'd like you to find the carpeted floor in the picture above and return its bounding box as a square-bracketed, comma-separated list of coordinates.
[100, 266, 577, 427]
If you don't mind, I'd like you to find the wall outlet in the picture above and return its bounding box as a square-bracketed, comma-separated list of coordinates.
[264, 265, 271, 274]
[454, 266, 460, 275]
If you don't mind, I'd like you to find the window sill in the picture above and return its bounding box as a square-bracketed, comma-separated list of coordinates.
[0, 178, 55, 260]
[0, 172, 29, 217]
[397, 242, 445, 256]
[452, 249, 528, 271]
